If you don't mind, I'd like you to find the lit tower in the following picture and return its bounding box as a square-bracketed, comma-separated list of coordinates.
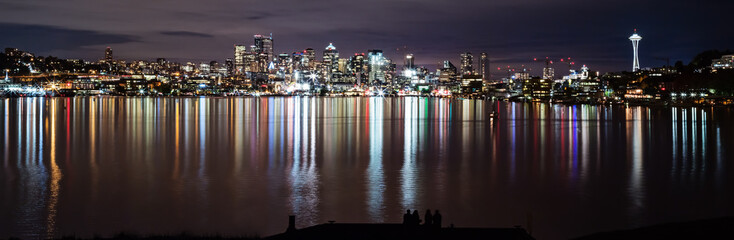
[460, 52, 473, 75]
[323, 43, 339, 73]
[629, 29, 642, 72]
[105, 47, 113, 61]
[479, 52, 488, 82]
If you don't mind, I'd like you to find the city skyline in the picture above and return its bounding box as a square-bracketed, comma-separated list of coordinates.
[1, 0, 732, 75]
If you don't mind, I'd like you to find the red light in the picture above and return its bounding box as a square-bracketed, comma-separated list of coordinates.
[661, 87, 666, 91]
[560, 59, 564, 62]
[533, 58, 537, 61]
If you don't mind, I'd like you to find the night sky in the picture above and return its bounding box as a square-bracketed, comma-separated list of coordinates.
[1, 0, 732, 77]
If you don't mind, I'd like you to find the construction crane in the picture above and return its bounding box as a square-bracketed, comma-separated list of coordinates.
[534, 57, 555, 79]
[558, 57, 576, 70]
[653, 56, 672, 73]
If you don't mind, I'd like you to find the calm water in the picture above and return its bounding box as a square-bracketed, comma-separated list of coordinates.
[1, 97, 732, 239]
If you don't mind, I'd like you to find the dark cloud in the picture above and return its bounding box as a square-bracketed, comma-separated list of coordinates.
[0, 22, 137, 55]
[160, 31, 214, 38]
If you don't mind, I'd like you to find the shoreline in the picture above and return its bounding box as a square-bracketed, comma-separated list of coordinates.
[2, 95, 732, 108]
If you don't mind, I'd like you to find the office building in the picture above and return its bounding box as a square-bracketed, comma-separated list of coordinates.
[323, 43, 339, 74]
[105, 47, 113, 61]
[460, 52, 473, 75]
[234, 45, 247, 74]
[367, 49, 386, 83]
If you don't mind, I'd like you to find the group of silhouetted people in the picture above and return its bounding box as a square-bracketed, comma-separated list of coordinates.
[403, 209, 441, 228]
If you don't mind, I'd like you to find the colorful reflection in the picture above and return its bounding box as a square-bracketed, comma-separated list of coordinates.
[0, 97, 732, 240]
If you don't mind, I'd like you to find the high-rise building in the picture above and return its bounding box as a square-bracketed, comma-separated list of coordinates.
[349, 53, 366, 85]
[405, 54, 415, 69]
[543, 67, 555, 80]
[478, 53, 488, 82]
[199, 62, 211, 74]
[234, 45, 247, 74]
[304, 48, 316, 70]
[245, 49, 259, 72]
[225, 58, 234, 76]
[338, 58, 348, 73]
[402, 54, 417, 80]
[105, 47, 113, 61]
[460, 52, 473, 75]
[367, 49, 386, 84]
[629, 29, 642, 72]
[438, 60, 457, 83]
[323, 43, 339, 73]
[254, 34, 274, 63]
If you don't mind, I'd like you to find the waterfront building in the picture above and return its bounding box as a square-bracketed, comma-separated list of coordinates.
[461, 74, 483, 93]
[522, 77, 552, 99]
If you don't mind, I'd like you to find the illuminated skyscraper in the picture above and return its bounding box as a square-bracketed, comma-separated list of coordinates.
[304, 48, 316, 69]
[405, 54, 415, 69]
[105, 47, 113, 61]
[349, 53, 366, 84]
[323, 43, 339, 73]
[543, 67, 555, 80]
[460, 52, 473, 75]
[254, 34, 274, 63]
[478, 52, 488, 82]
[367, 49, 386, 83]
[234, 45, 247, 74]
[402, 54, 416, 80]
[225, 58, 233, 76]
[439, 60, 457, 83]
[629, 30, 642, 72]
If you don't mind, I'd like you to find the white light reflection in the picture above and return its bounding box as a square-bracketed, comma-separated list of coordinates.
[366, 98, 385, 222]
[287, 97, 320, 226]
[4, 99, 8, 166]
[401, 97, 418, 210]
[626, 107, 645, 220]
[672, 108, 678, 176]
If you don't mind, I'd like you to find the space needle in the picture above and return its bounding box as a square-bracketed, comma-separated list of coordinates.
[629, 29, 642, 72]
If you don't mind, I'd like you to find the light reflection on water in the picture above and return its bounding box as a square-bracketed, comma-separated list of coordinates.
[0, 97, 732, 240]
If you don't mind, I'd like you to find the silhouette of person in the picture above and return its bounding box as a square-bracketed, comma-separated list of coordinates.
[433, 210, 442, 228]
[412, 210, 421, 225]
[424, 209, 433, 226]
[403, 210, 412, 225]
